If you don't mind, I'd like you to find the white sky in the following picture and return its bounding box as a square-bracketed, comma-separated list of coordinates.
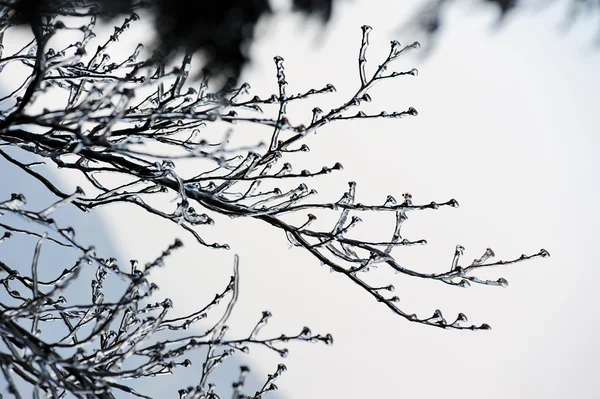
[101, 1, 600, 398]
[2, 0, 599, 398]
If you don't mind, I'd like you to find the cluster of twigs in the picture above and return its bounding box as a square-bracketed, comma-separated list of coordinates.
[0, 1, 548, 398]
[0, 193, 331, 398]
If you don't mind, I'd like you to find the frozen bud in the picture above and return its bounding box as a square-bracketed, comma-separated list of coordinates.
[458, 279, 470, 288]
[325, 333, 334, 345]
[456, 313, 468, 323]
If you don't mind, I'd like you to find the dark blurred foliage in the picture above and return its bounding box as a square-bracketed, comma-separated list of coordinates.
[5, 0, 333, 79]
[4, 0, 597, 78]
[413, 0, 600, 35]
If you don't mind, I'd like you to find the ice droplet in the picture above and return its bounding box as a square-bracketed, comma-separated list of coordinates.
[301, 327, 311, 338]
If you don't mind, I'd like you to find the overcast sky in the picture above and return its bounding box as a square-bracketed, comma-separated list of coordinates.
[2, 0, 599, 398]
[113, 1, 600, 398]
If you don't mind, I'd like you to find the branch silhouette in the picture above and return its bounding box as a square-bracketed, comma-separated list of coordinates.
[0, 3, 549, 398]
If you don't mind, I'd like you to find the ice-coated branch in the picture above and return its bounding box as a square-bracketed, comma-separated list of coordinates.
[0, 3, 548, 397]
[0, 194, 331, 397]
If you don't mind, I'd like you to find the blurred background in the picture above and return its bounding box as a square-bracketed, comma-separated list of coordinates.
[2, 0, 599, 398]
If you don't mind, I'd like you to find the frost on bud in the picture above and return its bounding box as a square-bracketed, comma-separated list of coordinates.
[458, 279, 471, 288]
[324, 333, 334, 345]
[300, 327, 311, 338]
[456, 313, 468, 323]
[428, 309, 446, 325]
[407, 107, 418, 116]
[539, 249, 550, 258]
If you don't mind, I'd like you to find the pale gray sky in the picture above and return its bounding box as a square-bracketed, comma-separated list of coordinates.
[102, 1, 600, 398]
[2, 0, 598, 398]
